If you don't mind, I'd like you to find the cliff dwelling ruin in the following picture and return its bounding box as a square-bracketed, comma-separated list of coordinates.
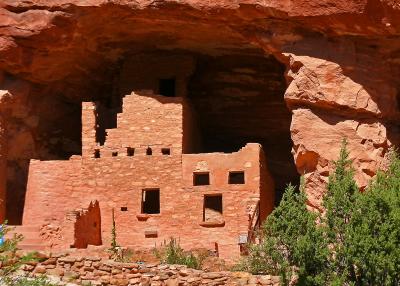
[0, 49, 295, 260]
[1, 0, 400, 261]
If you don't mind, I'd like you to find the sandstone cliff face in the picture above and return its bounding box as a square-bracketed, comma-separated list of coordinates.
[0, 0, 400, 214]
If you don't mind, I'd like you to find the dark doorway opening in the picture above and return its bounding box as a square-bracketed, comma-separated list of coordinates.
[142, 189, 160, 214]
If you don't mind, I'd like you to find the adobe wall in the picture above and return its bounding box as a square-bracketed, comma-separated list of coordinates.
[23, 144, 270, 261]
[98, 93, 189, 156]
[182, 143, 274, 259]
[258, 148, 274, 222]
[23, 91, 273, 261]
[71, 201, 102, 248]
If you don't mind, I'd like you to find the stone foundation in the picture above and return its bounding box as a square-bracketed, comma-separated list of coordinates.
[21, 255, 280, 286]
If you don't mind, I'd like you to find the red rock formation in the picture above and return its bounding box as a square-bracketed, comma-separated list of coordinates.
[0, 0, 400, 217]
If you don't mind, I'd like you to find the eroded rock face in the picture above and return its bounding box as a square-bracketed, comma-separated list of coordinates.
[0, 0, 400, 215]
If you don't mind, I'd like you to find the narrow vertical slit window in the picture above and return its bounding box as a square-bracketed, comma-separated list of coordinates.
[94, 149, 100, 158]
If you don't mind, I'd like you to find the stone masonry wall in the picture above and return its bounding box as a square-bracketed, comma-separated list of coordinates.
[22, 91, 274, 261]
[22, 145, 268, 261]
[101, 92, 187, 156]
[22, 255, 280, 286]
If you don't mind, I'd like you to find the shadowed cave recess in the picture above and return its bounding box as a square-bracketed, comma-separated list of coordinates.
[3, 6, 299, 224]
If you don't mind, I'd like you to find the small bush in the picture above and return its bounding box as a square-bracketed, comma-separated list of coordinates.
[0, 223, 56, 286]
[12, 276, 57, 286]
[154, 238, 204, 269]
[242, 139, 400, 285]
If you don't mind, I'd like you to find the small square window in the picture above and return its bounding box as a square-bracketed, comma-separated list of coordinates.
[121, 207, 128, 212]
[127, 147, 135, 156]
[203, 195, 223, 222]
[229, 171, 245, 184]
[159, 78, 176, 97]
[161, 148, 171, 155]
[146, 147, 152, 156]
[193, 172, 210, 186]
[94, 149, 100, 158]
[112, 151, 118, 157]
[142, 189, 160, 214]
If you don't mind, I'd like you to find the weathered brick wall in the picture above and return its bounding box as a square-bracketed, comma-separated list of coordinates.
[102, 92, 186, 155]
[181, 144, 273, 259]
[259, 148, 275, 222]
[82, 102, 97, 158]
[22, 254, 281, 286]
[23, 145, 270, 261]
[22, 91, 275, 262]
[69, 201, 102, 248]
[23, 158, 83, 225]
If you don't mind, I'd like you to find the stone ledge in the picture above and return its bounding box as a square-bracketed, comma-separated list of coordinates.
[199, 221, 225, 227]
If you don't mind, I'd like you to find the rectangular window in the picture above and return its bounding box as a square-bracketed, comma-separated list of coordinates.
[203, 195, 223, 222]
[228, 171, 245, 184]
[193, 172, 210, 186]
[161, 148, 170, 155]
[159, 78, 176, 97]
[142, 189, 160, 214]
[127, 147, 135, 156]
[146, 147, 152, 155]
[112, 151, 118, 157]
[94, 149, 100, 158]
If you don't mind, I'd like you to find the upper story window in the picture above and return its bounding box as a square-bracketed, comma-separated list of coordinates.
[228, 171, 245, 184]
[193, 172, 210, 186]
[159, 78, 176, 97]
[127, 147, 135, 156]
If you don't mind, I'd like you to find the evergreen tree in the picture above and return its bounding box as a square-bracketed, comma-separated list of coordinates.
[245, 182, 329, 285]
[346, 149, 400, 285]
[239, 140, 400, 285]
[322, 139, 359, 283]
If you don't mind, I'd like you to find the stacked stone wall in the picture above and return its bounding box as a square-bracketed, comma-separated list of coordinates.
[22, 255, 280, 286]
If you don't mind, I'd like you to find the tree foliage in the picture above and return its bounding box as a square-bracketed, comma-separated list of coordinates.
[243, 139, 400, 285]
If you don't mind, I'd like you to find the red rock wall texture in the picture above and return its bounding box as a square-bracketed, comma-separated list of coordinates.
[22, 92, 273, 261]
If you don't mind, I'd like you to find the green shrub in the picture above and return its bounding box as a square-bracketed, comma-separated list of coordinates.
[12, 276, 57, 286]
[238, 181, 329, 285]
[154, 238, 204, 269]
[243, 139, 400, 285]
[0, 223, 57, 286]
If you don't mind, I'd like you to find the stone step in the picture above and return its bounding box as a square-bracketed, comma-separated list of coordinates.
[3, 225, 46, 252]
